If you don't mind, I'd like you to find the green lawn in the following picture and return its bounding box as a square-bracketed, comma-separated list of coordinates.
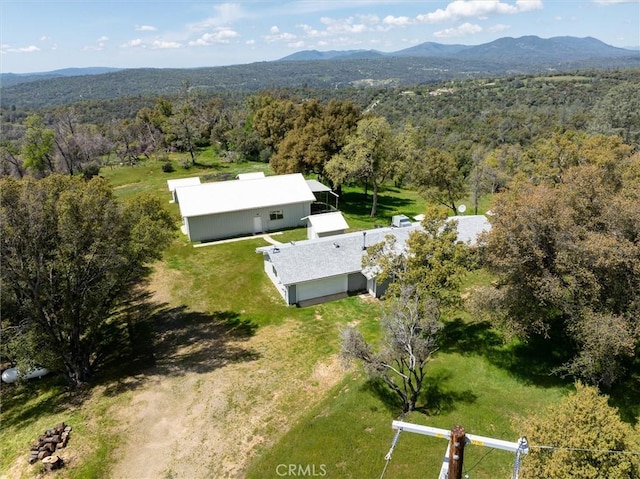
[246, 357, 566, 479]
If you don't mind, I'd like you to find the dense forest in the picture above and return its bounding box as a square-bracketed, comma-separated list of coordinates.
[2, 68, 639, 179]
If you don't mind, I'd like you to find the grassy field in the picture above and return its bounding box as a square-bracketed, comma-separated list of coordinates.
[1, 153, 574, 478]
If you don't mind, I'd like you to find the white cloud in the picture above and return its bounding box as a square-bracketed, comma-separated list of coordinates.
[121, 38, 144, 48]
[434, 22, 483, 38]
[418, 0, 541, 24]
[135, 25, 158, 32]
[516, 0, 543, 11]
[120, 37, 183, 49]
[592, 0, 636, 3]
[298, 24, 321, 37]
[152, 40, 181, 49]
[357, 14, 380, 25]
[2, 45, 41, 53]
[188, 3, 247, 31]
[320, 16, 369, 34]
[264, 29, 297, 42]
[84, 36, 109, 51]
[383, 15, 413, 26]
[189, 28, 240, 46]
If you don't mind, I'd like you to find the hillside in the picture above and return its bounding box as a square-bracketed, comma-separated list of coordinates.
[0, 36, 638, 110]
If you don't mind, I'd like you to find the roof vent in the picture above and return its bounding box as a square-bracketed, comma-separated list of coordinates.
[333, 242, 340, 248]
[272, 247, 280, 253]
[362, 231, 367, 250]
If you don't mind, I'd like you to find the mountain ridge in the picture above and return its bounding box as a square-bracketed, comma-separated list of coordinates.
[1, 35, 638, 110]
[279, 35, 634, 62]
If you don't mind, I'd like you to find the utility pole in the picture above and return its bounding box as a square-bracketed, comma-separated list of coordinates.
[448, 425, 466, 479]
[390, 420, 529, 479]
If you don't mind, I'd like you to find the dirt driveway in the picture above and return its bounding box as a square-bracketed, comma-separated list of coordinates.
[108, 288, 343, 479]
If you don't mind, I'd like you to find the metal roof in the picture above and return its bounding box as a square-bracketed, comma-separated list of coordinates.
[175, 173, 316, 218]
[236, 172, 265, 180]
[167, 177, 201, 192]
[302, 211, 349, 233]
[257, 215, 490, 285]
[305, 179, 332, 193]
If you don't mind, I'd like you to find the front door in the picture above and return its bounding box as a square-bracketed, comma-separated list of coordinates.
[253, 214, 263, 234]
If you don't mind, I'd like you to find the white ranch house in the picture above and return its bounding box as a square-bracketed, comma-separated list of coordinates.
[257, 215, 490, 307]
[174, 173, 316, 243]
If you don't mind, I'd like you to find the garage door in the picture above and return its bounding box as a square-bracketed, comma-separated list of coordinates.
[297, 275, 348, 302]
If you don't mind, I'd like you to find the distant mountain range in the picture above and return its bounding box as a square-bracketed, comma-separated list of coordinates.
[1, 67, 122, 88]
[280, 35, 635, 63]
[1, 36, 638, 110]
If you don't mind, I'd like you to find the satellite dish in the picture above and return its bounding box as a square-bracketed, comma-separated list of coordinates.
[457, 204, 467, 213]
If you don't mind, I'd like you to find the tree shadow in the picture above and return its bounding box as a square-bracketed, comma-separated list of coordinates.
[419, 373, 479, 416]
[359, 370, 477, 417]
[1, 291, 260, 429]
[95, 293, 259, 396]
[0, 377, 85, 430]
[439, 318, 573, 389]
[340, 190, 416, 220]
[439, 318, 504, 356]
[606, 353, 640, 425]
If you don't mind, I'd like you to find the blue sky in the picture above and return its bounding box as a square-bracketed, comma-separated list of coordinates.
[1, 1, 639, 73]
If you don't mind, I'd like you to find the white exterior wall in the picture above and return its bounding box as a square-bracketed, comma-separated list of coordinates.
[262, 254, 289, 303]
[296, 275, 349, 302]
[185, 202, 311, 242]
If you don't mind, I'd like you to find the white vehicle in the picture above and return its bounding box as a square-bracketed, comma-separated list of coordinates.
[1, 367, 49, 383]
[391, 214, 412, 228]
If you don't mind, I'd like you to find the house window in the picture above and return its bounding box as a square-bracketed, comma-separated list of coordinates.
[270, 210, 284, 221]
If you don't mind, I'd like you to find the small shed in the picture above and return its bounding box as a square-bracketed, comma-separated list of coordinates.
[166, 177, 201, 203]
[302, 211, 349, 240]
[175, 173, 315, 242]
[236, 172, 266, 180]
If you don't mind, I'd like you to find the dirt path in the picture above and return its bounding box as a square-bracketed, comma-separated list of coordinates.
[108, 276, 343, 479]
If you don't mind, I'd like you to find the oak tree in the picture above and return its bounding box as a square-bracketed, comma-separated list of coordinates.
[325, 116, 399, 217]
[478, 141, 640, 387]
[519, 383, 640, 479]
[0, 175, 175, 386]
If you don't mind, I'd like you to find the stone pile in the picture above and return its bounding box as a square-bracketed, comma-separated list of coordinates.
[27, 422, 71, 470]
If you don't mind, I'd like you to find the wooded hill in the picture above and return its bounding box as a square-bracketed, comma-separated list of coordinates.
[1, 35, 638, 111]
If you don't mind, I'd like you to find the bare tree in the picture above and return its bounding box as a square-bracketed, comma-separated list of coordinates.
[341, 285, 441, 414]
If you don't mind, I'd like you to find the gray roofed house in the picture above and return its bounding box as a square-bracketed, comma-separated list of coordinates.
[257, 215, 490, 306]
